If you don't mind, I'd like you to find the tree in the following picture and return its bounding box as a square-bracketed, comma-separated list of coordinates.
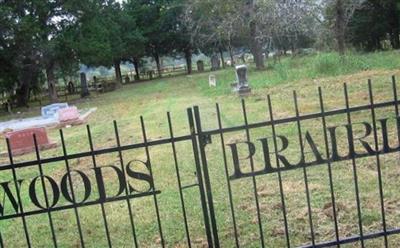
[247, 0, 265, 69]
[0, 0, 82, 104]
[165, 0, 197, 74]
[76, 1, 145, 83]
[28, 1, 79, 101]
[257, 0, 316, 54]
[347, 0, 400, 51]
[184, 0, 241, 67]
[388, 0, 400, 49]
[0, 3, 37, 106]
[0, 1, 70, 105]
[322, 0, 366, 54]
[348, 1, 387, 51]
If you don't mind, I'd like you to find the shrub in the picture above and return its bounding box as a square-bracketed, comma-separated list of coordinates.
[313, 52, 342, 76]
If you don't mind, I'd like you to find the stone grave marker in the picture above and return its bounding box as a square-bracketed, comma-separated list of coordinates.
[197, 60, 204, 72]
[58, 106, 80, 122]
[67, 81, 75, 94]
[209, 74, 217, 87]
[211, 55, 221, 71]
[148, 70, 154, 80]
[80, 72, 90, 97]
[233, 64, 251, 95]
[5, 127, 57, 156]
[125, 75, 130, 84]
[41, 103, 69, 119]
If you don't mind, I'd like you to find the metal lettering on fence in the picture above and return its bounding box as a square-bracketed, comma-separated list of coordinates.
[0, 77, 399, 247]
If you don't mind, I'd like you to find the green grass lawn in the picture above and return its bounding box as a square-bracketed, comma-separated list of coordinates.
[1, 51, 400, 247]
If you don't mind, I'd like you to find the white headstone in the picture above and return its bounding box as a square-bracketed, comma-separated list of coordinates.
[209, 74, 217, 87]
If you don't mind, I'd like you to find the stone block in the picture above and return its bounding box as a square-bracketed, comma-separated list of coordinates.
[41, 103, 69, 119]
[58, 106, 80, 122]
[5, 127, 57, 156]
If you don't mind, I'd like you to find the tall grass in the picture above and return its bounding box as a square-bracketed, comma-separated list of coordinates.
[197, 50, 400, 96]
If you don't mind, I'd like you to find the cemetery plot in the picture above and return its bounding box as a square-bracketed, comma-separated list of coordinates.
[0, 103, 96, 134]
[0, 78, 399, 247]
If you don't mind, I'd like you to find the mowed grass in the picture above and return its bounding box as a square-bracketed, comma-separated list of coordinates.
[0, 51, 400, 247]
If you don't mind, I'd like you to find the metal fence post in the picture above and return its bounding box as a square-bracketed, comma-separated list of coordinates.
[193, 106, 220, 248]
[187, 108, 214, 247]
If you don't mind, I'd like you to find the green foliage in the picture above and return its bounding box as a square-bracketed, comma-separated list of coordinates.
[1, 0, 400, 104]
[76, 14, 114, 66]
[312, 51, 400, 76]
[348, 0, 400, 51]
[0, 0, 80, 105]
[313, 53, 344, 75]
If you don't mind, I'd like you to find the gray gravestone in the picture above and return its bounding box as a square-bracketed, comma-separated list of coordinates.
[197, 60, 204, 72]
[233, 65, 251, 95]
[67, 81, 75, 94]
[148, 70, 154, 80]
[80, 73, 90, 97]
[125, 75, 130, 84]
[211, 55, 220, 71]
[5, 99, 11, 113]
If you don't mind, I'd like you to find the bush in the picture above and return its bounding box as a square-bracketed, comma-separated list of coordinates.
[312, 52, 372, 76]
[313, 53, 342, 75]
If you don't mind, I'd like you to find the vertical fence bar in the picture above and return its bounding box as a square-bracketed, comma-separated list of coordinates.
[187, 108, 214, 247]
[266, 96, 291, 248]
[240, 100, 265, 248]
[392, 76, 400, 164]
[113, 121, 138, 248]
[32, 134, 58, 248]
[318, 88, 340, 247]
[166, 113, 191, 248]
[140, 116, 165, 248]
[193, 106, 220, 247]
[367, 79, 388, 247]
[59, 130, 85, 248]
[215, 103, 240, 248]
[293, 91, 315, 247]
[5, 139, 31, 247]
[343, 83, 365, 248]
[86, 125, 112, 247]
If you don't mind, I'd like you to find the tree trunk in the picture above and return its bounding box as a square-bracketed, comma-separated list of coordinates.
[249, 21, 265, 70]
[335, 0, 346, 55]
[114, 60, 122, 84]
[389, 0, 400, 49]
[376, 37, 382, 50]
[184, 49, 192, 74]
[219, 47, 225, 69]
[228, 44, 235, 67]
[15, 61, 38, 107]
[248, 0, 265, 70]
[133, 57, 140, 81]
[15, 80, 30, 107]
[154, 52, 162, 78]
[46, 62, 58, 103]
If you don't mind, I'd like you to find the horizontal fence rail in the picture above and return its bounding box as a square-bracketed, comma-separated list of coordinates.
[0, 76, 399, 247]
[1, 99, 399, 172]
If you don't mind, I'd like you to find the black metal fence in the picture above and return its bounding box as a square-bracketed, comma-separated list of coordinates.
[0, 77, 400, 247]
